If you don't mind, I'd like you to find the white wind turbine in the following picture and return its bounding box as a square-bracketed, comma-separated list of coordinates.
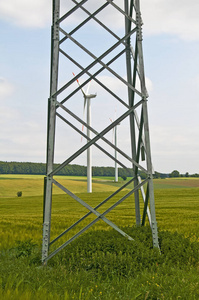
[73, 73, 97, 193]
[110, 108, 120, 182]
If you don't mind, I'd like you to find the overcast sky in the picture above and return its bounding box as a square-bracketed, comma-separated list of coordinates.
[0, 0, 199, 174]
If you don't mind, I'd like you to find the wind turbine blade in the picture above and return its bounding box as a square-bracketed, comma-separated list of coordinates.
[72, 72, 86, 97]
[83, 98, 87, 129]
[114, 106, 117, 121]
[86, 80, 91, 95]
[109, 118, 114, 143]
[112, 127, 115, 144]
[81, 97, 87, 142]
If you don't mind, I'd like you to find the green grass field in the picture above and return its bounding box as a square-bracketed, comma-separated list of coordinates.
[0, 175, 199, 299]
[1, 174, 198, 197]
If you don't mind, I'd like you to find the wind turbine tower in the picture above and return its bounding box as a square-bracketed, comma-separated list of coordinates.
[110, 115, 120, 183]
[114, 123, 119, 182]
[73, 74, 96, 193]
[85, 90, 96, 193]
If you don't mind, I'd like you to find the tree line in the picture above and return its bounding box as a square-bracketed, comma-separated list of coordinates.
[0, 161, 198, 178]
[0, 161, 148, 178]
[0, 161, 130, 177]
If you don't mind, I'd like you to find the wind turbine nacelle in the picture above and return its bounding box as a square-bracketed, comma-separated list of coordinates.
[86, 93, 97, 99]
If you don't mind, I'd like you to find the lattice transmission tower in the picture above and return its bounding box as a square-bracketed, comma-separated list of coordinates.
[42, 0, 159, 264]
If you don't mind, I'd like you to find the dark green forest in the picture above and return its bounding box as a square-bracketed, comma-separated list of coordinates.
[0, 161, 148, 178]
[1, 161, 197, 178]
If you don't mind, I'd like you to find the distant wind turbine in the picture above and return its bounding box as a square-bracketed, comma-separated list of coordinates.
[110, 108, 120, 182]
[72, 73, 97, 193]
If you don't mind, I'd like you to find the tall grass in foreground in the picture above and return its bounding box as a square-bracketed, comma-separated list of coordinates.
[0, 227, 199, 299]
[0, 181, 199, 299]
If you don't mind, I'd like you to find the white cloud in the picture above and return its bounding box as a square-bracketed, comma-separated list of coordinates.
[95, 75, 124, 94]
[145, 77, 153, 93]
[94, 75, 153, 95]
[150, 125, 199, 173]
[194, 76, 199, 92]
[0, 0, 51, 28]
[71, 0, 199, 41]
[0, 107, 46, 162]
[0, 78, 14, 98]
[142, 0, 199, 41]
[1, 0, 199, 41]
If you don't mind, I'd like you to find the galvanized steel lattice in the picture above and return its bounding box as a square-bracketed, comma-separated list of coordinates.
[42, 0, 159, 264]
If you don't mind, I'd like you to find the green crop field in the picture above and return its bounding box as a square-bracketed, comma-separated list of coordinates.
[0, 175, 199, 299]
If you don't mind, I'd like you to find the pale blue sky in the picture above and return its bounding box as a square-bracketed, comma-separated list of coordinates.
[0, 0, 199, 174]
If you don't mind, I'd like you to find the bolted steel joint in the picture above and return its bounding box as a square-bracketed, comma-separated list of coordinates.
[152, 221, 158, 230]
[148, 173, 153, 180]
[50, 96, 56, 103]
[53, 11, 59, 40]
[53, 26, 59, 40]
[43, 222, 49, 232]
[42, 222, 49, 262]
[136, 12, 143, 41]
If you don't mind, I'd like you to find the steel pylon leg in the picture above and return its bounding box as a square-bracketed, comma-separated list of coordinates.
[42, 0, 60, 263]
[134, 0, 158, 247]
